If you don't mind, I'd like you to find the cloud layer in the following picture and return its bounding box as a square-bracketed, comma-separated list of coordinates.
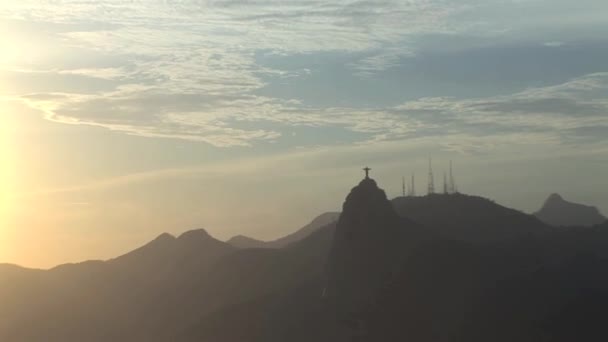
[2, 0, 608, 149]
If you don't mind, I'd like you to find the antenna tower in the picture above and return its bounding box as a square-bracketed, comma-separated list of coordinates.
[449, 160, 458, 194]
[427, 158, 435, 195]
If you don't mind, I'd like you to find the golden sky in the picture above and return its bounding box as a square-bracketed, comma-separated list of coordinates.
[2, 0, 608, 268]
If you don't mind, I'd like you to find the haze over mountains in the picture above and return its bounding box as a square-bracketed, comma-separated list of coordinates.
[1, 177, 607, 341]
[2, 1, 608, 340]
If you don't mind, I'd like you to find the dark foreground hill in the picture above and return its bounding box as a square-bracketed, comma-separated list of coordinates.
[534, 193, 606, 227]
[1, 180, 608, 342]
[363, 232, 608, 342]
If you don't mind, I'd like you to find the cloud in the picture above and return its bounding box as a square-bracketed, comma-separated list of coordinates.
[395, 73, 608, 134]
[0, 69, 119, 95]
[11, 69, 608, 149]
[349, 47, 415, 77]
[2, 1, 608, 148]
[544, 41, 565, 47]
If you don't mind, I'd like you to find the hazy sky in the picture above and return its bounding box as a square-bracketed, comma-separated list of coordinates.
[1, 0, 608, 268]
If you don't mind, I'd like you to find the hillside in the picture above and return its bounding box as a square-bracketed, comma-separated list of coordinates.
[227, 212, 340, 249]
[392, 193, 550, 242]
[226, 235, 267, 249]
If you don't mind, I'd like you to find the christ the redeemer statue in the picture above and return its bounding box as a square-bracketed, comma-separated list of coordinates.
[363, 167, 371, 179]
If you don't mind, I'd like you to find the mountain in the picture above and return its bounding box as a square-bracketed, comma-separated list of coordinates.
[534, 193, 606, 227]
[226, 235, 267, 249]
[109, 229, 235, 277]
[267, 212, 340, 248]
[362, 234, 608, 342]
[192, 188, 608, 342]
[392, 193, 551, 242]
[325, 177, 429, 317]
[0, 220, 341, 342]
[0, 228, 237, 342]
[3, 181, 608, 342]
[184, 177, 432, 342]
[0, 263, 42, 281]
[180, 220, 339, 342]
[226, 212, 340, 249]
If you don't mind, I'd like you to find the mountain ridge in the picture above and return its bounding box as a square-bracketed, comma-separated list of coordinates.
[2, 182, 608, 341]
[392, 193, 550, 242]
[226, 212, 340, 249]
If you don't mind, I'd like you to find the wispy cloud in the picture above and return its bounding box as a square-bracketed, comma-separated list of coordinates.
[15, 71, 608, 148]
[2, 1, 608, 148]
[395, 72, 608, 140]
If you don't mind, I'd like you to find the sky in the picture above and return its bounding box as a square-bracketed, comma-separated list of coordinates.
[1, 0, 608, 268]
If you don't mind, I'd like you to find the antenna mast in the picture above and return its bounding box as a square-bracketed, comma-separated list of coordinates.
[449, 160, 458, 194]
[427, 158, 435, 195]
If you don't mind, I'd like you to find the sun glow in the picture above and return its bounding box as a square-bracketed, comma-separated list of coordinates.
[0, 24, 40, 68]
[0, 35, 21, 66]
[0, 107, 20, 264]
[0, 110, 16, 225]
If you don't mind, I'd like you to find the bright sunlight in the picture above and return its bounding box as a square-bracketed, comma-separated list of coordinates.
[0, 109, 16, 225]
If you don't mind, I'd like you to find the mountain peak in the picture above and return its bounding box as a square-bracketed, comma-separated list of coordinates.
[134, 232, 175, 251]
[341, 177, 397, 221]
[545, 193, 564, 204]
[535, 193, 606, 227]
[326, 177, 407, 313]
[178, 229, 212, 241]
[155, 232, 176, 242]
[351, 177, 381, 196]
[359, 176, 378, 187]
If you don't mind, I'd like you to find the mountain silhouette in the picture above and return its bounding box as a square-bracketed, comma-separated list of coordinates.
[534, 193, 606, 227]
[361, 233, 608, 342]
[179, 220, 339, 341]
[227, 212, 340, 249]
[268, 212, 340, 248]
[186, 180, 608, 342]
[392, 193, 550, 242]
[0, 228, 237, 341]
[325, 178, 429, 318]
[2, 180, 608, 341]
[226, 235, 267, 248]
